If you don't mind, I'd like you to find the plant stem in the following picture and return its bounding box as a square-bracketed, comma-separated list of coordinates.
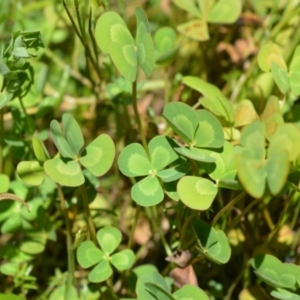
[79, 184, 97, 244]
[127, 206, 141, 249]
[57, 184, 74, 300]
[151, 206, 172, 256]
[227, 197, 262, 232]
[18, 97, 31, 133]
[257, 191, 294, 254]
[179, 211, 198, 249]
[211, 192, 246, 226]
[164, 66, 169, 105]
[132, 81, 148, 154]
[0, 108, 3, 174]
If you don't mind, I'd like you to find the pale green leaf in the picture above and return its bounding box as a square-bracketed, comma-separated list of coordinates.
[79, 134, 115, 177]
[97, 226, 121, 254]
[173, 284, 209, 300]
[131, 176, 164, 206]
[17, 161, 45, 186]
[77, 240, 104, 268]
[118, 143, 151, 177]
[89, 260, 112, 283]
[177, 176, 217, 210]
[172, 0, 201, 17]
[157, 161, 189, 182]
[175, 147, 216, 162]
[271, 62, 289, 94]
[32, 136, 49, 162]
[177, 19, 209, 41]
[111, 249, 135, 271]
[208, 0, 242, 24]
[44, 158, 84, 187]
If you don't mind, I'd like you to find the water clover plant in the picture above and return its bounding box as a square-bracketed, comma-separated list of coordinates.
[258, 43, 300, 95]
[118, 135, 189, 206]
[193, 220, 231, 264]
[43, 113, 115, 187]
[237, 121, 300, 198]
[121, 270, 209, 300]
[173, 0, 242, 41]
[251, 254, 300, 299]
[77, 226, 135, 283]
[95, 8, 154, 82]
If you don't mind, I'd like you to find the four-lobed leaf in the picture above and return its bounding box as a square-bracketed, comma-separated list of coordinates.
[77, 226, 135, 283]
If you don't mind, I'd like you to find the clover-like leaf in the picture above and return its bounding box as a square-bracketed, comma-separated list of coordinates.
[89, 260, 113, 283]
[97, 226, 121, 255]
[157, 161, 190, 182]
[44, 158, 84, 187]
[50, 120, 75, 159]
[177, 19, 209, 42]
[17, 161, 45, 186]
[79, 134, 115, 177]
[0, 174, 10, 193]
[193, 220, 231, 264]
[258, 43, 287, 72]
[207, 0, 242, 24]
[163, 102, 199, 143]
[173, 284, 210, 300]
[131, 176, 164, 206]
[118, 143, 151, 177]
[174, 147, 216, 162]
[63, 113, 84, 156]
[32, 136, 49, 162]
[289, 45, 300, 95]
[111, 249, 135, 271]
[154, 27, 177, 65]
[183, 76, 234, 124]
[95, 8, 154, 82]
[271, 62, 289, 94]
[0, 91, 13, 110]
[149, 136, 179, 171]
[194, 110, 224, 148]
[77, 240, 104, 268]
[177, 176, 218, 210]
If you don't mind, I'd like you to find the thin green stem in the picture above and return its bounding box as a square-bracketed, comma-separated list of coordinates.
[164, 66, 169, 105]
[57, 184, 74, 300]
[79, 184, 97, 244]
[179, 211, 198, 249]
[18, 97, 31, 133]
[152, 206, 172, 256]
[127, 206, 141, 249]
[0, 108, 3, 174]
[257, 191, 295, 254]
[211, 192, 246, 226]
[132, 81, 148, 154]
[227, 197, 261, 232]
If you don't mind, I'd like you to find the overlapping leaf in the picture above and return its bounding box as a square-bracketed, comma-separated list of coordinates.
[95, 8, 154, 82]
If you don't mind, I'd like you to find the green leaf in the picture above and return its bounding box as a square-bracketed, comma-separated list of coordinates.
[163, 102, 199, 143]
[89, 260, 112, 283]
[177, 19, 209, 41]
[79, 134, 115, 177]
[135, 7, 154, 77]
[0, 91, 13, 109]
[44, 158, 84, 187]
[97, 226, 121, 255]
[208, 0, 242, 24]
[145, 283, 175, 300]
[110, 249, 135, 271]
[131, 176, 164, 206]
[20, 240, 45, 254]
[0, 174, 10, 193]
[62, 113, 84, 156]
[0, 262, 18, 276]
[17, 161, 45, 186]
[77, 240, 104, 268]
[32, 136, 49, 162]
[157, 161, 190, 182]
[154, 27, 177, 65]
[149, 136, 179, 170]
[289, 46, 300, 94]
[136, 272, 170, 300]
[50, 120, 75, 159]
[193, 220, 231, 264]
[172, 0, 201, 17]
[118, 143, 151, 177]
[12, 47, 30, 58]
[194, 110, 224, 148]
[173, 284, 210, 300]
[271, 289, 300, 300]
[175, 147, 216, 162]
[271, 62, 289, 94]
[183, 76, 234, 124]
[0, 294, 25, 300]
[177, 176, 217, 210]
[258, 43, 287, 72]
[164, 181, 180, 201]
[49, 285, 78, 300]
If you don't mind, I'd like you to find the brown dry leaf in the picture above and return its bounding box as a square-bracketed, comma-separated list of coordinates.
[177, 19, 209, 41]
[169, 265, 198, 288]
[165, 249, 192, 268]
[133, 217, 151, 245]
[238, 13, 262, 26]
